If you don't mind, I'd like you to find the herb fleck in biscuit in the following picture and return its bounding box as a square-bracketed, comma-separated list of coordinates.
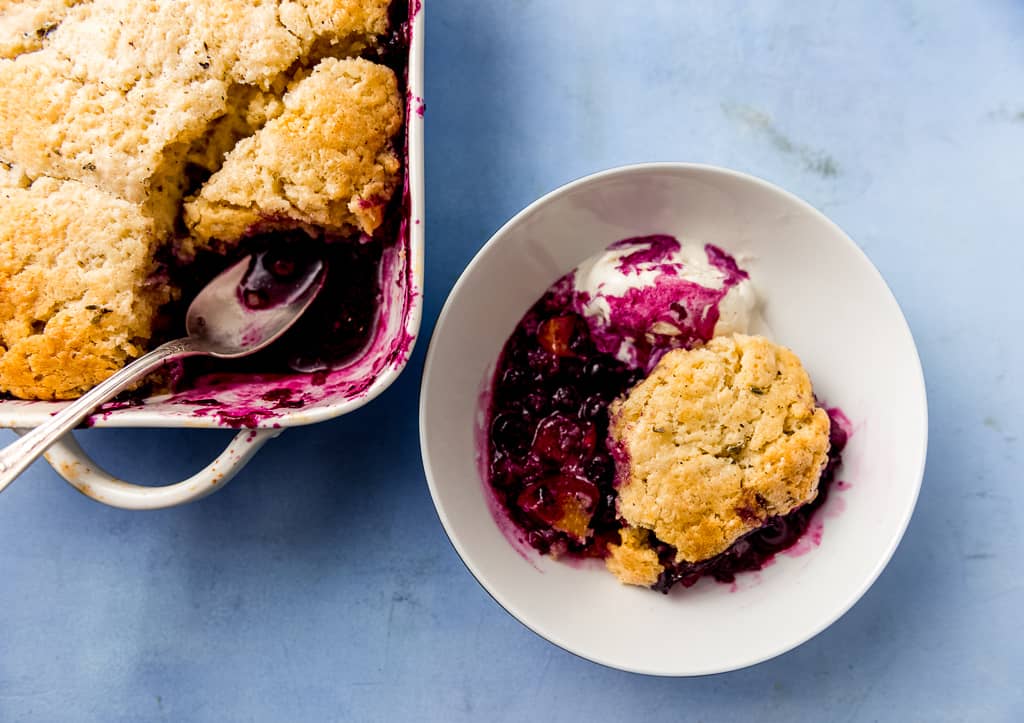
[0, 0, 83, 59]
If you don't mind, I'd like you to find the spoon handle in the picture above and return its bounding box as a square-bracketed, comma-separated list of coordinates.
[0, 337, 204, 493]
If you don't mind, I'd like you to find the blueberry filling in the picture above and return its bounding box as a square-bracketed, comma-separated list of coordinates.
[154, 228, 384, 384]
[486, 264, 848, 592]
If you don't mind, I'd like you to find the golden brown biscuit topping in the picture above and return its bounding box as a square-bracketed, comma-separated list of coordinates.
[608, 334, 831, 566]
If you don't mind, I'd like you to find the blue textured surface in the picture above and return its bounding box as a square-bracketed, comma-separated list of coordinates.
[2, 1, 1023, 720]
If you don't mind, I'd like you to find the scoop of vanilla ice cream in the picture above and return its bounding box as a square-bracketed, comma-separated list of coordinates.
[570, 235, 757, 369]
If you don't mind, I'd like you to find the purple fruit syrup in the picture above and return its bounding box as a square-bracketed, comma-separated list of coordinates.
[155, 229, 385, 384]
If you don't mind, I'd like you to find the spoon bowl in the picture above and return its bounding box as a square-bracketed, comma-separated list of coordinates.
[186, 251, 326, 358]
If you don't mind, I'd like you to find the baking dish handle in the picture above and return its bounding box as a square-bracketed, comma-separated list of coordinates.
[15, 427, 283, 510]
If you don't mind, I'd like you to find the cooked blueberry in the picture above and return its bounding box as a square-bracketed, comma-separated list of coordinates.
[526, 347, 559, 376]
[757, 517, 791, 546]
[523, 392, 548, 415]
[501, 366, 527, 390]
[578, 394, 607, 419]
[491, 412, 530, 456]
[551, 385, 579, 410]
[585, 452, 613, 481]
[531, 413, 596, 464]
[269, 256, 297, 278]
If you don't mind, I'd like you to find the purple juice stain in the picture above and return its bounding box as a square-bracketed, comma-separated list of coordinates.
[484, 235, 849, 593]
[260, 388, 304, 409]
[705, 242, 751, 282]
[609, 233, 681, 270]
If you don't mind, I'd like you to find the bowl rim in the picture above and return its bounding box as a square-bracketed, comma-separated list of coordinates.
[419, 161, 928, 676]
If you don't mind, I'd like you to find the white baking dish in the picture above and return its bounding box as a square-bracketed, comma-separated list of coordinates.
[0, 3, 425, 509]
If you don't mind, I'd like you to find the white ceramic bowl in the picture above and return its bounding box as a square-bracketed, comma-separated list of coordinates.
[0, 4, 426, 510]
[420, 163, 927, 676]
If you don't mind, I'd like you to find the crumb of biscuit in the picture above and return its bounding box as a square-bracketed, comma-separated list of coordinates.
[609, 334, 831, 563]
[184, 57, 402, 246]
[605, 526, 664, 587]
[0, 177, 171, 400]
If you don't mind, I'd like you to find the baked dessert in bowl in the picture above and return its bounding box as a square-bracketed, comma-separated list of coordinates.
[420, 163, 927, 675]
[0, 0, 425, 508]
[483, 230, 849, 594]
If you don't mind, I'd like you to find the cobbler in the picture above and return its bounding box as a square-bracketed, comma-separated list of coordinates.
[485, 235, 848, 593]
[0, 0, 410, 400]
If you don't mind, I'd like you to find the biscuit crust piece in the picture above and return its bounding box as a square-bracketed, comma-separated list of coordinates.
[609, 334, 831, 564]
[184, 57, 402, 246]
[605, 527, 664, 587]
[0, 178, 170, 400]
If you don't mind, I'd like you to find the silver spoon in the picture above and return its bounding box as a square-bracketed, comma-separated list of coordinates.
[0, 253, 326, 493]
